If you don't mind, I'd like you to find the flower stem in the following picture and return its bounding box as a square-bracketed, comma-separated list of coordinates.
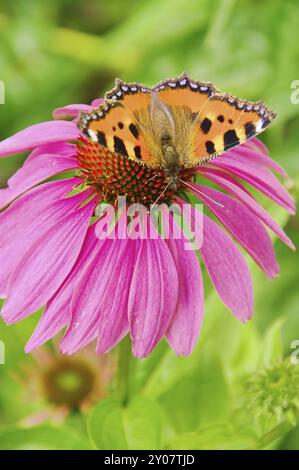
[257, 421, 293, 449]
[248, 416, 299, 450]
[116, 336, 132, 406]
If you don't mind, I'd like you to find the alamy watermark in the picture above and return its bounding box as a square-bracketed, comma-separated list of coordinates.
[290, 80, 299, 104]
[94, 197, 204, 251]
[290, 339, 299, 365]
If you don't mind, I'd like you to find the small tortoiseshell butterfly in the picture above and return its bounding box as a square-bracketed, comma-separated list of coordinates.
[78, 73, 276, 200]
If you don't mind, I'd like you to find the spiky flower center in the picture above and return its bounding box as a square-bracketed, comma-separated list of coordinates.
[76, 137, 186, 206]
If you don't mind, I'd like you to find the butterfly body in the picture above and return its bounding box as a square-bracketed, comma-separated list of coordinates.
[132, 94, 199, 190]
[78, 74, 276, 202]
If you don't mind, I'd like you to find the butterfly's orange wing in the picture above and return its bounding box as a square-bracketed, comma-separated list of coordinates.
[155, 75, 276, 166]
[79, 74, 276, 169]
[79, 81, 156, 164]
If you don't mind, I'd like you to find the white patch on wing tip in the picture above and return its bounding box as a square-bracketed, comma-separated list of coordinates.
[255, 119, 263, 132]
[88, 129, 98, 142]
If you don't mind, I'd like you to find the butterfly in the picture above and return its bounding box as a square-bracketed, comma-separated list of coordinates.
[78, 73, 276, 196]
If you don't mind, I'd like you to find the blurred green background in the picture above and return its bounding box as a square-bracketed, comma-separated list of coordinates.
[0, 0, 299, 450]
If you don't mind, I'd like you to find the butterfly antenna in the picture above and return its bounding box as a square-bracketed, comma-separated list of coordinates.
[151, 179, 173, 210]
[178, 179, 224, 208]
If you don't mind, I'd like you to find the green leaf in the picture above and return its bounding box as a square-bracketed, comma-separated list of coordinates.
[88, 397, 163, 450]
[160, 351, 229, 433]
[140, 295, 232, 399]
[224, 322, 262, 379]
[123, 396, 163, 450]
[141, 351, 196, 399]
[166, 424, 257, 450]
[260, 318, 285, 368]
[87, 398, 127, 450]
[278, 422, 299, 450]
[0, 425, 92, 450]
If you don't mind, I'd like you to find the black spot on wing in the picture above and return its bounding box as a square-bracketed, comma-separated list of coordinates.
[129, 123, 139, 139]
[200, 117, 212, 134]
[134, 145, 142, 159]
[206, 141, 216, 154]
[114, 136, 128, 157]
[261, 118, 271, 129]
[118, 122, 124, 129]
[224, 130, 239, 151]
[244, 122, 256, 138]
[217, 115, 225, 123]
[97, 131, 107, 146]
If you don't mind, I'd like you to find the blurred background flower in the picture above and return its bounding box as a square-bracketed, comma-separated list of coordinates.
[15, 342, 114, 427]
[0, 0, 299, 451]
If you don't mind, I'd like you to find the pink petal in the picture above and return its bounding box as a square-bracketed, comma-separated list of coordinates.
[189, 183, 279, 278]
[25, 225, 98, 352]
[91, 99, 105, 107]
[0, 149, 78, 209]
[212, 155, 295, 214]
[52, 100, 105, 120]
[28, 141, 77, 158]
[52, 104, 93, 120]
[0, 177, 83, 296]
[186, 203, 253, 321]
[2, 192, 97, 323]
[0, 121, 80, 158]
[246, 137, 269, 155]
[230, 145, 288, 177]
[198, 167, 295, 250]
[128, 216, 178, 358]
[192, 165, 252, 196]
[96, 240, 136, 354]
[60, 238, 116, 354]
[163, 208, 204, 356]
